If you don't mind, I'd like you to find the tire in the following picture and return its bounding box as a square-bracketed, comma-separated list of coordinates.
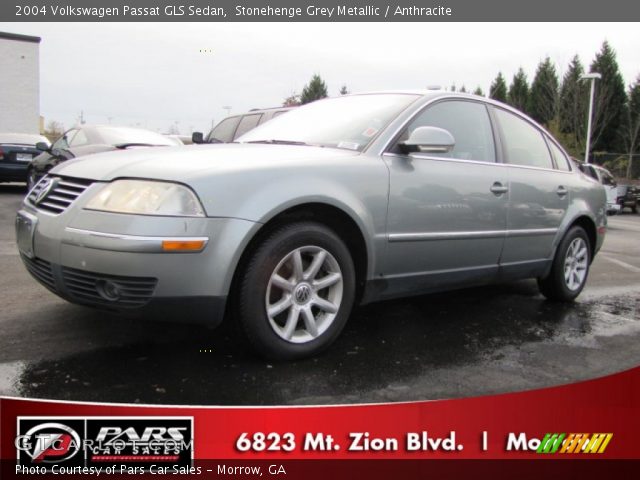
[235, 221, 356, 360]
[538, 226, 591, 302]
[633, 202, 638, 214]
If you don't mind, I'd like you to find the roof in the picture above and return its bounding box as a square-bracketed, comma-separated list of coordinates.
[0, 31, 41, 44]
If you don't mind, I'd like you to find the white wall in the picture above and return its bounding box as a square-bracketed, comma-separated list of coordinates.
[0, 36, 40, 134]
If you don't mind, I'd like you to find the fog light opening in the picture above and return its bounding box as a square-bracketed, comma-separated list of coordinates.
[96, 279, 121, 302]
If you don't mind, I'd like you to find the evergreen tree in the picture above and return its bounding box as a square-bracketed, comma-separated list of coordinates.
[589, 41, 628, 152]
[622, 76, 640, 178]
[558, 55, 588, 152]
[508, 68, 530, 113]
[489, 73, 507, 103]
[450, 83, 456, 92]
[529, 57, 559, 126]
[339, 85, 349, 95]
[459, 85, 467, 93]
[473, 86, 484, 97]
[300, 74, 329, 104]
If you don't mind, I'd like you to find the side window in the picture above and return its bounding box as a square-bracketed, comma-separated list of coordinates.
[208, 116, 241, 143]
[69, 129, 89, 147]
[52, 129, 77, 150]
[234, 114, 263, 139]
[494, 108, 553, 169]
[396, 100, 496, 162]
[546, 138, 571, 171]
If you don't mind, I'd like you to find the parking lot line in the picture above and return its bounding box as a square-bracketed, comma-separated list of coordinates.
[600, 255, 640, 273]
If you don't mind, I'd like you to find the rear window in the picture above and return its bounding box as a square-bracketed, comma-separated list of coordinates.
[494, 108, 554, 169]
[546, 138, 571, 171]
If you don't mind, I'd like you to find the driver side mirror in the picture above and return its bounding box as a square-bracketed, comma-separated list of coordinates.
[35, 141, 51, 153]
[192, 131, 204, 144]
[399, 126, 455, 155]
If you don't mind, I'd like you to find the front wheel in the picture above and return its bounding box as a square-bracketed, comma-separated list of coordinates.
[538, 226, 591, 302]
[235, 222, 356, 359]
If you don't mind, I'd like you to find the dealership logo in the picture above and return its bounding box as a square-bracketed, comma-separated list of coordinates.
[18, 422, 82, 463]
[17, 417, 193, 470]
[506, 432, 613, 454]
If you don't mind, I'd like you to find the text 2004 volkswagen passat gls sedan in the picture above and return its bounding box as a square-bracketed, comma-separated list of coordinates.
[16, 92, 607, 359]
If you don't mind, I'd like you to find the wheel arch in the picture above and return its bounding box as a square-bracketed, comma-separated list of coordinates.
[226, 202, 372, 316]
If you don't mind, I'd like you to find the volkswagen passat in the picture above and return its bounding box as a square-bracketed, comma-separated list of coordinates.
[16, 92, 607, 359]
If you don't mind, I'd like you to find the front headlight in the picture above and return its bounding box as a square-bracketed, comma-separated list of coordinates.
[85, 180, 205, 217]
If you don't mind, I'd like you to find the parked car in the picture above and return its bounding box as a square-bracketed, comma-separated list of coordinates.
[0, 133, 50, 183]
[27, 125, 179, 190]
[616, 184, 639, 213]
[16, 92, 607, 359]
[192, 107, 294, 144]
[579, 164, 620, 215]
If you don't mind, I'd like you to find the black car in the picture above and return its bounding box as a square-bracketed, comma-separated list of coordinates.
[0, 133, 51, 183]
[28, 125, 179, 189]
[192, 107, 295, 144]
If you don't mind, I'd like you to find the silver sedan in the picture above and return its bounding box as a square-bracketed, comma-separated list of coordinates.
[16, 92, 607, 359]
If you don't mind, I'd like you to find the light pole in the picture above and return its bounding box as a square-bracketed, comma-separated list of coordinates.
[581, 72, 601, 164]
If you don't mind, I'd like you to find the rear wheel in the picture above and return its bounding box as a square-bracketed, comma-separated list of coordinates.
[235, 222, 356, 359]
[538, 226, 591, 302]
[632, 202, 638, 214]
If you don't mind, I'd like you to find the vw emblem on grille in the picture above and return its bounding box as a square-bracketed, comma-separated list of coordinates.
[34, 178, 57, 205]
[294, 284, 312, 304]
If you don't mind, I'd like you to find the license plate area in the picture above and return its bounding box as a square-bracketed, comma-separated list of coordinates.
[16, 153, 33, 162]
[16, 211, 38, 258]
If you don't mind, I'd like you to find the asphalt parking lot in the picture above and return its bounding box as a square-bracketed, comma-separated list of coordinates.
[1, 183, 639, 405]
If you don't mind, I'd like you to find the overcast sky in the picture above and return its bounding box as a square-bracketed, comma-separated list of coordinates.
[1, 22, 639, 134]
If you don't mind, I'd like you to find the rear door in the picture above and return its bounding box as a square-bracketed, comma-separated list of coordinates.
[491, 107, 570, 271]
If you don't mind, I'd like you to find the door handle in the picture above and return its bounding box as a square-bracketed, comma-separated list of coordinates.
[556, 185, 568, 197]
[490, 182, 509, 195]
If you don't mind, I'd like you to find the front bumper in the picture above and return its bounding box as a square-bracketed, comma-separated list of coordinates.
[17, 185, 259, 325]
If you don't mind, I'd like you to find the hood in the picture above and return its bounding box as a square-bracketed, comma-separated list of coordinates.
[50, 144, 359, 183]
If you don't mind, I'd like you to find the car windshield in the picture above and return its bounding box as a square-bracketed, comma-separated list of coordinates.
[237, 94, 420, 152]
[97, 126, 177, 147]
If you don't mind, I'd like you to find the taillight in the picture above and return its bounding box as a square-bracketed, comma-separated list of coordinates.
[0, 147, 4, 160]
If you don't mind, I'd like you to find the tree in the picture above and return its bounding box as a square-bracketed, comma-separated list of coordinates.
[473, 86, 484, 96]
[558, 55, 588, 156]
[621, 76, 640, 178]
[43, 120, 64, 142]
[489, 72, 507, 103]
[450, 83, 456, 92]
[529, 57, 559, 126]
[300, 74, 328, 104]
[459, 85, 467, 93]
[589, 41, 628, 153]
[508, 68, 530, 113]
[283, 92, 301, 107]
[339, 85, 349, 95]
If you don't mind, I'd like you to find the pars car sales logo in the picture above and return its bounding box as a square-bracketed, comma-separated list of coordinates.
[16, 417, 193, 471]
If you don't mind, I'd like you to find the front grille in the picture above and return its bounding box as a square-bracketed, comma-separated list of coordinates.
[20, 255, 56, 291]
[27, 176, 93, 214]
[61, 266, 157, 308]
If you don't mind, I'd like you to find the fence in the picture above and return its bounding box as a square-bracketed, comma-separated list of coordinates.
[589, 152, 640, 181]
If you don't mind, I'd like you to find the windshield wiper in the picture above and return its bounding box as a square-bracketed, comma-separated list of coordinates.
[246, 139, 311, 146]
[114, 143, 166, 149]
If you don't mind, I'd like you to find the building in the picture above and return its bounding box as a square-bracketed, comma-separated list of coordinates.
[0, 31, 41, 134]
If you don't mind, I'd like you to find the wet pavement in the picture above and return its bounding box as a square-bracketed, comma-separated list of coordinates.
[1, 183, 639, 405]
